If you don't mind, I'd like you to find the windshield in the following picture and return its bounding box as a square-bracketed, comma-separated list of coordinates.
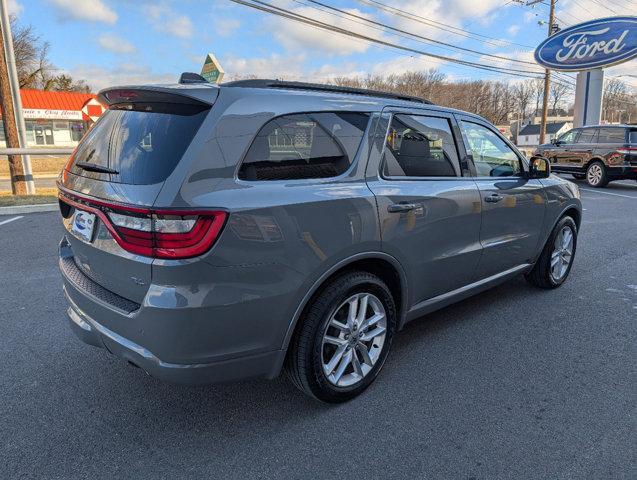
[68, 102, 209, 185]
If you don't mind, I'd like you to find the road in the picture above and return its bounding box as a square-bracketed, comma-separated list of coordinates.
[1, 178, 635, 479]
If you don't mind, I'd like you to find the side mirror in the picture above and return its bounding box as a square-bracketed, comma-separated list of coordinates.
[529, 155, 550, 179]
[551, 138, 560, 145]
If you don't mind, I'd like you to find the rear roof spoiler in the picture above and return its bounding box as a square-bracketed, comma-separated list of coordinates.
[98, 85, 218, 107]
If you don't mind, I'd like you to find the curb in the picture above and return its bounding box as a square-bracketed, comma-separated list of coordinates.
[0, 203, 58, 215]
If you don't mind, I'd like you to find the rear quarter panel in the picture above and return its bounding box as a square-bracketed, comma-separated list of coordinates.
[150, 92, 385, 356]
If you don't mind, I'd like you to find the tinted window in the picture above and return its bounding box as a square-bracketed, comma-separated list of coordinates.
[70, 103, 209, 185]
[383, 114, 459, 177]
[557, 129, 579, 143]
[629, 129, 637, 144]
[598, 128, 625, 144]
[239, 112, 369, 181]
[461, 121, 522, 177]
[576, 128, 598, 143]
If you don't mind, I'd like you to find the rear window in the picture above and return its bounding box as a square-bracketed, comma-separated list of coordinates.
[238, 112, 370, 181]
[597, 128, 625, 144]
[69, 102, 209, 185]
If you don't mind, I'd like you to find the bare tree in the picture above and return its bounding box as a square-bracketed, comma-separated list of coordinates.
[549, 81, 570, 116]
[11, 15, 89, 91]
[603, 78, 636, 124]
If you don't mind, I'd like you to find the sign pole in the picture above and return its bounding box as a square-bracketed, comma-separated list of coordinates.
[539, 0, 556, 146]
[0, 0, 34, 194]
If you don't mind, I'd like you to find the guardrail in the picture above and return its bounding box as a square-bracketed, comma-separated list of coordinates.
[0, 148, 74, 155]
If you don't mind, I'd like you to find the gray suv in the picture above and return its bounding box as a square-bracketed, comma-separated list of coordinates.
[58, 79, 582, 402]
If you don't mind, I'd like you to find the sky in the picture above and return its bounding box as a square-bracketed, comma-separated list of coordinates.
[9, 0, 637, 93]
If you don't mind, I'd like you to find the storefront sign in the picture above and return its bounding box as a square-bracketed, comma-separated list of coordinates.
[535, 16, 637, 71]
[23, 108, 83, 120]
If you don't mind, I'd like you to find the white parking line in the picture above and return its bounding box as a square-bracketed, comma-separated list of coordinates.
[0, 215, 23, 226]
[579, 188, 637, 199]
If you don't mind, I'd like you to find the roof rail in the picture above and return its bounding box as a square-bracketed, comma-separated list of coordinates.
[179, 72, 209, 84]
[221, 79, 433, 105]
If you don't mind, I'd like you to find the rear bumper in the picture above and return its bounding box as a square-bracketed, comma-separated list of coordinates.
[59, 236, 289, 384]
[64, 287, 286, 384]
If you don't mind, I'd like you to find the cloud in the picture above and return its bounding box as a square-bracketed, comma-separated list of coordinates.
[143, 4, 193, 39]
[507, 25, 520, 36]
[556, 0, 621, 25]
[222, 53, 307, 79]
[48, 0, 117, 24]
[267, 3, 387, 55]
[215, 18, 240, 37]
[8, 0, 22, 16]
[220, 53, 364, 83]
[98, 34, 136, 54]
[371, 55, 447, 76]
[66, 63, 175, 92]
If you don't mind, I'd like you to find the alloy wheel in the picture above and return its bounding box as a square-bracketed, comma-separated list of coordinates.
[586, 164, 603, 186]
[321, 292, 387, 387]
[550, 225, 574, 282]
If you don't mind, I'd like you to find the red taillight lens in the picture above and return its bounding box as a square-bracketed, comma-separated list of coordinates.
[59, 191, 227, 259]
[616, 147, 637, 155]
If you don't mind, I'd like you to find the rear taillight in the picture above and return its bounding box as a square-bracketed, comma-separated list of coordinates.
[59, 191, 227, 259]
[616, 147, 637, 155]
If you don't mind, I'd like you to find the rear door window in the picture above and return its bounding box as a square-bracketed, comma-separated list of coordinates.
[382, 114, 460, 177]
[238, 112, 370, 181]
[576, 128, 598, 143]
[597, 128, 626, 144]
[69, 103, 209, 185]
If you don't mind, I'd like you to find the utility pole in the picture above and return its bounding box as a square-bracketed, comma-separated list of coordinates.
[0, 17, 25, 194]
[0, 0, 34, 194]
[539, 0, 556, 145]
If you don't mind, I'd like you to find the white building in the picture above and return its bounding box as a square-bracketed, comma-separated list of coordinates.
[0, 89, 104, 148]
[517, 121, 572, 147]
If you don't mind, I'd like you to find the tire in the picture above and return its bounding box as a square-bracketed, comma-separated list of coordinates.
[285, 271, 397, 403]
[525, 216, 577, 289]
[571, 173, 585, 180]
[585, 161, 609, 188]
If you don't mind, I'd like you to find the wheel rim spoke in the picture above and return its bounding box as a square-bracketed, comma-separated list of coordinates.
[361, 326, 386, 342]
[356, 342, 373, 366]
[323, 335, 346, 347]
[332, 350, 353, 383]
[360, 312, 384, 331]
[324, 344, 347, 376]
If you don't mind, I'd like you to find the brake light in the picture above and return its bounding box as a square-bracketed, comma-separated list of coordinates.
[59, 191, 227, 259]
[616, 147, 637, 155]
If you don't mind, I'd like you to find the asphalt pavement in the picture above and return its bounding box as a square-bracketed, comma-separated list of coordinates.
[1, 177, 635, 479]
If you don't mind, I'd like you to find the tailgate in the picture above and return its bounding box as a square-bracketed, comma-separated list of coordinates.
[58, 87, 214, 304]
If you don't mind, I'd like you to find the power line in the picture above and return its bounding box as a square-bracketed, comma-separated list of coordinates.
[301, 0, 539, 66]
[357, 0, 536, 49]
[230, 0, 561, 80]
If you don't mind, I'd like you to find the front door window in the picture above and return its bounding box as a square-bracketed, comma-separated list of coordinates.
[460, 121, 522, 177]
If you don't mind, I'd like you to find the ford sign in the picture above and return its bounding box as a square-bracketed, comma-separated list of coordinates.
[535, 16, 637, 71]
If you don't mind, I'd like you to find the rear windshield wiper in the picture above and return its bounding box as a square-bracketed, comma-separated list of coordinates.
[75, 161, 119, 175]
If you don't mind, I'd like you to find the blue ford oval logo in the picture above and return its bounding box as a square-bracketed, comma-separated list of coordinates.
[535, 16, 637, 71]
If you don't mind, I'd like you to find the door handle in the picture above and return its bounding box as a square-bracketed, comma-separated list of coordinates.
[484, 194, 504, 203]
[387, 202, 418, 213]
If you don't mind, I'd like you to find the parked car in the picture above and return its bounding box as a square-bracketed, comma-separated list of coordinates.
[57, 78, 581, 403]
[535, 124, 637, 187]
